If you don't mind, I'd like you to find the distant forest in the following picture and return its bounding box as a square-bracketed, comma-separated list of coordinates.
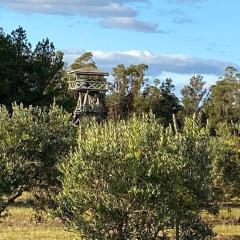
[1, 26, 240, 125]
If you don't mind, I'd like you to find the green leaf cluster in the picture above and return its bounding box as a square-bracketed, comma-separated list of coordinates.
[0, 103, 76, 214]
[55, 114, 215, 239]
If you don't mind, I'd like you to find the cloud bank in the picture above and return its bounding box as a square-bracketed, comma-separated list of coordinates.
[0, 0, 163, 33]
[0, 0, 142, 17]
[63, 49, 236, 76]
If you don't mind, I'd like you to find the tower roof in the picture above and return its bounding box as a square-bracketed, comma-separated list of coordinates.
[68, 67, 109, 76]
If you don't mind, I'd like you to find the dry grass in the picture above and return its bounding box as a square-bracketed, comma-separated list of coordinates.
[203, 207, 240, 225]
[1, 195, 240, 240]
[0, 206, 78, 240]
[214, 224, 240, 236]
[205, 207, 240, 239]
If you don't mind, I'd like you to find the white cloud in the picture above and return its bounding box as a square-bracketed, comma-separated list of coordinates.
[100, 17, 163, 33]
[168, 0, 207, 3]
[0, 0, 163, 33]
[63, 49, 237, 76]
[0, 0, 137, 17]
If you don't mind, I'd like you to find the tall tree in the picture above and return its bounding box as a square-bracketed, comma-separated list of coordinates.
[0, 27, 65, 107]
[107, 64, 148, 119]
[29, 38, 64, 105]
[0, 27, 32, 107]
[141, 78, 182, 126]
[10, 26, 32, 104]
[107, 64, 129, 119]
[107, 65, 181, 124]
[181, 75, 207, 115]
[205, 67, 240, 124]
[70, 51, 96, 70]
[0, 28, 14, 107]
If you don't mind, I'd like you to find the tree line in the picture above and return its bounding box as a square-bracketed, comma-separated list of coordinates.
[1, 27, 240, 126]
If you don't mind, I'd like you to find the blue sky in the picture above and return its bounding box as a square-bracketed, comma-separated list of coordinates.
[0, 0, 239, 92]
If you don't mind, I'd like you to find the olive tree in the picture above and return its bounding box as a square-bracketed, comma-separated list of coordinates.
[54, 114, 216, 239]
[0, 104, 76, 215]
[212, 122, 240, 200]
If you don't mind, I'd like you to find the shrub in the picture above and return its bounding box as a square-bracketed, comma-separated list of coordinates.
[0, 103, 76, 215]
[213, 122, 240, 200]
[55, 114, 216, 239]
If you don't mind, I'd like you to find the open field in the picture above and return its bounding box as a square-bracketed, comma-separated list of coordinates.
[0, 205, 77, 240]
[214, 224, 240, 237]
[1, 196, 240, 240]
[0, 208, 240, 240]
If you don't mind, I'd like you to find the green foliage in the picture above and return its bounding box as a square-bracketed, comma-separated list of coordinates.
[70, 52, 96, 70]
[0, 28, 15, 107]
[107, 64, 148, 119]
[1, 27, 240, 239]
[181, 75, 207, 116]
[28, 39, 64, 105]
[0, 104, 76, 214]
[54, 114, 216, 239]
[179, 215, 214, 240]
[205, 67, 240, 125]
[107, 64, 181, 125]
[212, 122, 240, 199]
[0, 27, 64, 108]
[141, 78, 182, 126]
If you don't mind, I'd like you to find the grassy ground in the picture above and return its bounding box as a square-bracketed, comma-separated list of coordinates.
[205, 208, 240, 240]
[0, 205, 78, 240]
[214, 224, 240, 236]
[1, 196, 240, 240]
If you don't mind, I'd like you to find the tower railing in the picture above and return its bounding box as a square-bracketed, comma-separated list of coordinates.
[68, 80, 108, 92]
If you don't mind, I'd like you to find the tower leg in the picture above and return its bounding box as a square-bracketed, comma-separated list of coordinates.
[73, 91, 106, 124]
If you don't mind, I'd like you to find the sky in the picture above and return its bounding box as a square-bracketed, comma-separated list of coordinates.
[0, 0, 239, 93]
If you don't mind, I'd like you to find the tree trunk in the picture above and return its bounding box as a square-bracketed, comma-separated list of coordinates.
[0, 188, 23, 216]
[176, 218, 180, 240]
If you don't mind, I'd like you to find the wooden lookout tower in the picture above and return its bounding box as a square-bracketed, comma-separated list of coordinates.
[68, 67, 109, 123]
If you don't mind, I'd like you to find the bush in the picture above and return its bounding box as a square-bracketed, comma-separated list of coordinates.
[213, 122, 240, 200]
[0, 103, 76, 215]
[54, 114, 216, 239]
